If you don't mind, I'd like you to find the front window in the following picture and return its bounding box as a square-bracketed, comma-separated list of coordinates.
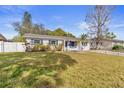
[33, 39, 43, 44]
[49, 40, 58, 45]
[34, 40, 40, 44]
[69, 41, 77, 48]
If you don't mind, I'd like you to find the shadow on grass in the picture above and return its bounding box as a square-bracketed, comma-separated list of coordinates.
[0, 52, 77, 88]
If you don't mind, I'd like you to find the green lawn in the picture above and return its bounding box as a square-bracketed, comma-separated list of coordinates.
[0, 52, 76, 88]
[0, 52, 124, 88]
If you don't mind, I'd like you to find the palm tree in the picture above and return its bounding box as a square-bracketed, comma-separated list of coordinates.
[79, 33, 88, 50]
[81, 33, 88, 41]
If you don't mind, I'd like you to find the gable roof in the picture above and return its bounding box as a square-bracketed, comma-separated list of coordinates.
[24, 33, 78, 41]
[0, 33, 7, 41]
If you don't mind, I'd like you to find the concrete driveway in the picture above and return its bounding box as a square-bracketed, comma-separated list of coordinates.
[89, 50, 124, 57]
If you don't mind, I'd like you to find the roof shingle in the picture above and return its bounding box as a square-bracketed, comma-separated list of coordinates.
[24, 33, 78, 41]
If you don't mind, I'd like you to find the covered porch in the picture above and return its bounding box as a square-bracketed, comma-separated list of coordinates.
[64, 40, 79, 51]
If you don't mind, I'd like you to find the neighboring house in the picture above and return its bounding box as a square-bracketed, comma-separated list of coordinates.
[0, 33, 7, 41]
[90, 38, 124, 50]
[24, 33, 90, 51]
[24, 33, 124, 51]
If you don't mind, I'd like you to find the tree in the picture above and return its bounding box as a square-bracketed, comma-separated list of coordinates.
[105, 32, 116, 39]
[80, 33, 88, 41]
[13, 11, 33, 36]
[85, 5, 114, 49]
[13, 12, 75, 38]
[79, 33, 88, 48]
[53, 28, 67, 36]
[46, 29, 53, 35]
[12, 35, 25, 42]
[22, 11, 33, 34]
[13, 11, 47, 36]
[47, 28, 75, 38]
[66, 32, 75, 38]
[32, 24, 46, 35]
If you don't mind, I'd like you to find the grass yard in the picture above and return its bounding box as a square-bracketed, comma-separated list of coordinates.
[0, 52, 124, 88]
[61, 52, 124, 88]
[0, 52, 76, 88]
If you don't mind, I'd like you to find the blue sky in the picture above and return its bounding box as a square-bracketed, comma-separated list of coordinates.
[0, 5, 124, 40]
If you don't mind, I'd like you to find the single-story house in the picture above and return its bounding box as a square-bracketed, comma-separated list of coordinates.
[24, 33, 90, 51]
[24, 33, 124, 51]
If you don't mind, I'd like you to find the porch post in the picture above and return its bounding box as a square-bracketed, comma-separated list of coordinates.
[63, 40, 65, 51]
[67, 41, 69, 51]
[77, 41, 81, 51]
[66, 40, 69, 51]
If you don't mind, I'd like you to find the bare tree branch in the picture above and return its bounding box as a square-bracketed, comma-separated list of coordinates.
[85, 5, 115, 49]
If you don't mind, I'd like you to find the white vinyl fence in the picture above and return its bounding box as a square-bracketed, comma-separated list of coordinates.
[0, 41, 26, 52]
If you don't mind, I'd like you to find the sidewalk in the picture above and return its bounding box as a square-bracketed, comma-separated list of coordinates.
[90, 50, 124, 57]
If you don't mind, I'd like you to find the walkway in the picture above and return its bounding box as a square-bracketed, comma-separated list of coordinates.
[89, 50, 124, 57]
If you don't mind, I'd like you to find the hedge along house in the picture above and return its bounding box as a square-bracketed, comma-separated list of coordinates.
[24, 33, 90, 51]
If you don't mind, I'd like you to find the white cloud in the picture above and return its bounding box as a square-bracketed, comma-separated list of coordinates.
[77, 22, 88, 30]
[4, 23, 13, 28]
[110, 23, 124, 28]
[53, 15, 62, 21]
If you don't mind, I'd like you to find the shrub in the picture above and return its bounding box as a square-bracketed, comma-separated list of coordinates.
[56, 44, 63, 51]
[32, 44, 41, 52]
[32, 44, 51, 52]
[26, 45, 32, 52]
[44, 45, 51, 51]
[39, 45, 47, 51]
[31, 44, 63, 52]
[112, 45, 124, 50]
